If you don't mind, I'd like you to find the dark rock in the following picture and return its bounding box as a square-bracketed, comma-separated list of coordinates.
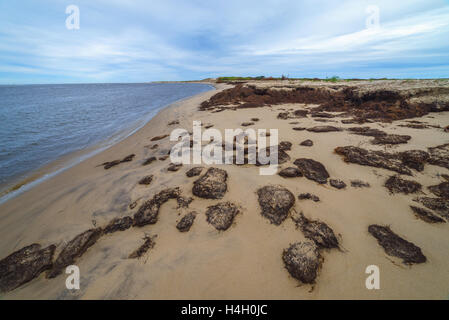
[278, 167, 302, 178]
[413, 197, 449, 220]
[121, 154, 135, 162]
[177, 196, 193, 208]
[384, 176, 422, 194]
[129, 200, 138, 210]
[150, 144, 158, 150]
[427, 143, 449, 170]
[300, 139, 313, 147]
[251, 118, 259, 122]
[314, 118, 332, 123]
[168, 120, 179, 125]
[307, 126, 342, 133]
[335, 146, 412, 175]
[47, 228, 103, 278]
[128, 235, 157, 259]
[292, 127, 307, 131]
[101, 154, 135, 169]
[133, 187, 181, 226]
[341, 119, 359, 124]
[167, 163, 182, 172]
[350, 180, 370, 188]
[241, 122, 254, 126]
[176, 212, 197, 232]
[277, 112, 290, 119]
[371, 134, 411, 145]
[138, 175, 153, 185]
[0, 244, 56, 293]
[293, 158, 329, 184]
[279, 141, 292, 151]
[192, 167, 228, 199]
[298, 193, 320, 202]
[368, 225, 426, 265]
[399, 150, 429, 171]
[409, 206, 445, 223]
[102, 160, 120, 169]
[293, 110, 308, 118]
[398, 123, 429, 129]
[311, 112, 335, 118]
[205, 202, 239, 231]
[347, 126, 386, 137]
[282, 241, 322, 284]
[150, 134, 169, 141]
[292, 212, 339, 249]
[186, 167, 204, 177]
[257, 185, 295, 225]
[142, 156, 157, 166]
[159, 155, 169, 161]
[428, 182, 449, 199]
[405, 120, 426, 124]
[329, 179, 346, 189]
[104, 216, 133, 234]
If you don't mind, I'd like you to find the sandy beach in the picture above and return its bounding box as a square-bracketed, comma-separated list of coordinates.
[1, 79, 449, 299]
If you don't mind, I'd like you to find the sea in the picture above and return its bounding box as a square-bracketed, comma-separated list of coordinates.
[0, 82, 213, 202]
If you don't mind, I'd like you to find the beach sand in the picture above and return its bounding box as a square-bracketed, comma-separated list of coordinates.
[1, 80, 449, 299]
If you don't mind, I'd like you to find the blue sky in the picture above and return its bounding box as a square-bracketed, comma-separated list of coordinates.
[0, 0, 448, 84]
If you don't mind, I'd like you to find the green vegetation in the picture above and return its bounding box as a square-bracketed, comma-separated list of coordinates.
[217, 76, 268, 82]
[325, 76, 340, 82]
[217, 75, 346, 82]
[215, 76, 449, 83]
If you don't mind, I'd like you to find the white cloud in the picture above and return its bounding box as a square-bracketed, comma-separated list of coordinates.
[0, 0, 448, 82]
[247, 7, 449, 56]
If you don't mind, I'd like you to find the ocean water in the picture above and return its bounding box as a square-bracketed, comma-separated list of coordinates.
[0, 82, 213, 193]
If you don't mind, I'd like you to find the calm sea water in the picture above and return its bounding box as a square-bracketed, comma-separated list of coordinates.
[0, 82, 213, 190]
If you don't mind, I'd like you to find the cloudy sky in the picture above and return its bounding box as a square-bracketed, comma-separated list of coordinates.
[0, 0, 448, 84]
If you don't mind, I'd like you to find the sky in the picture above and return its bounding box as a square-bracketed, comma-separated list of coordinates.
[0, 0, 448, 84]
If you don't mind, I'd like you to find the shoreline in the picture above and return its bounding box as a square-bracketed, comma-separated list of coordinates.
[0, 83, 217, 205]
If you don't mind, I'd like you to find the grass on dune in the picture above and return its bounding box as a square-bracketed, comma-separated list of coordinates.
[215, 76, 449, 83]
